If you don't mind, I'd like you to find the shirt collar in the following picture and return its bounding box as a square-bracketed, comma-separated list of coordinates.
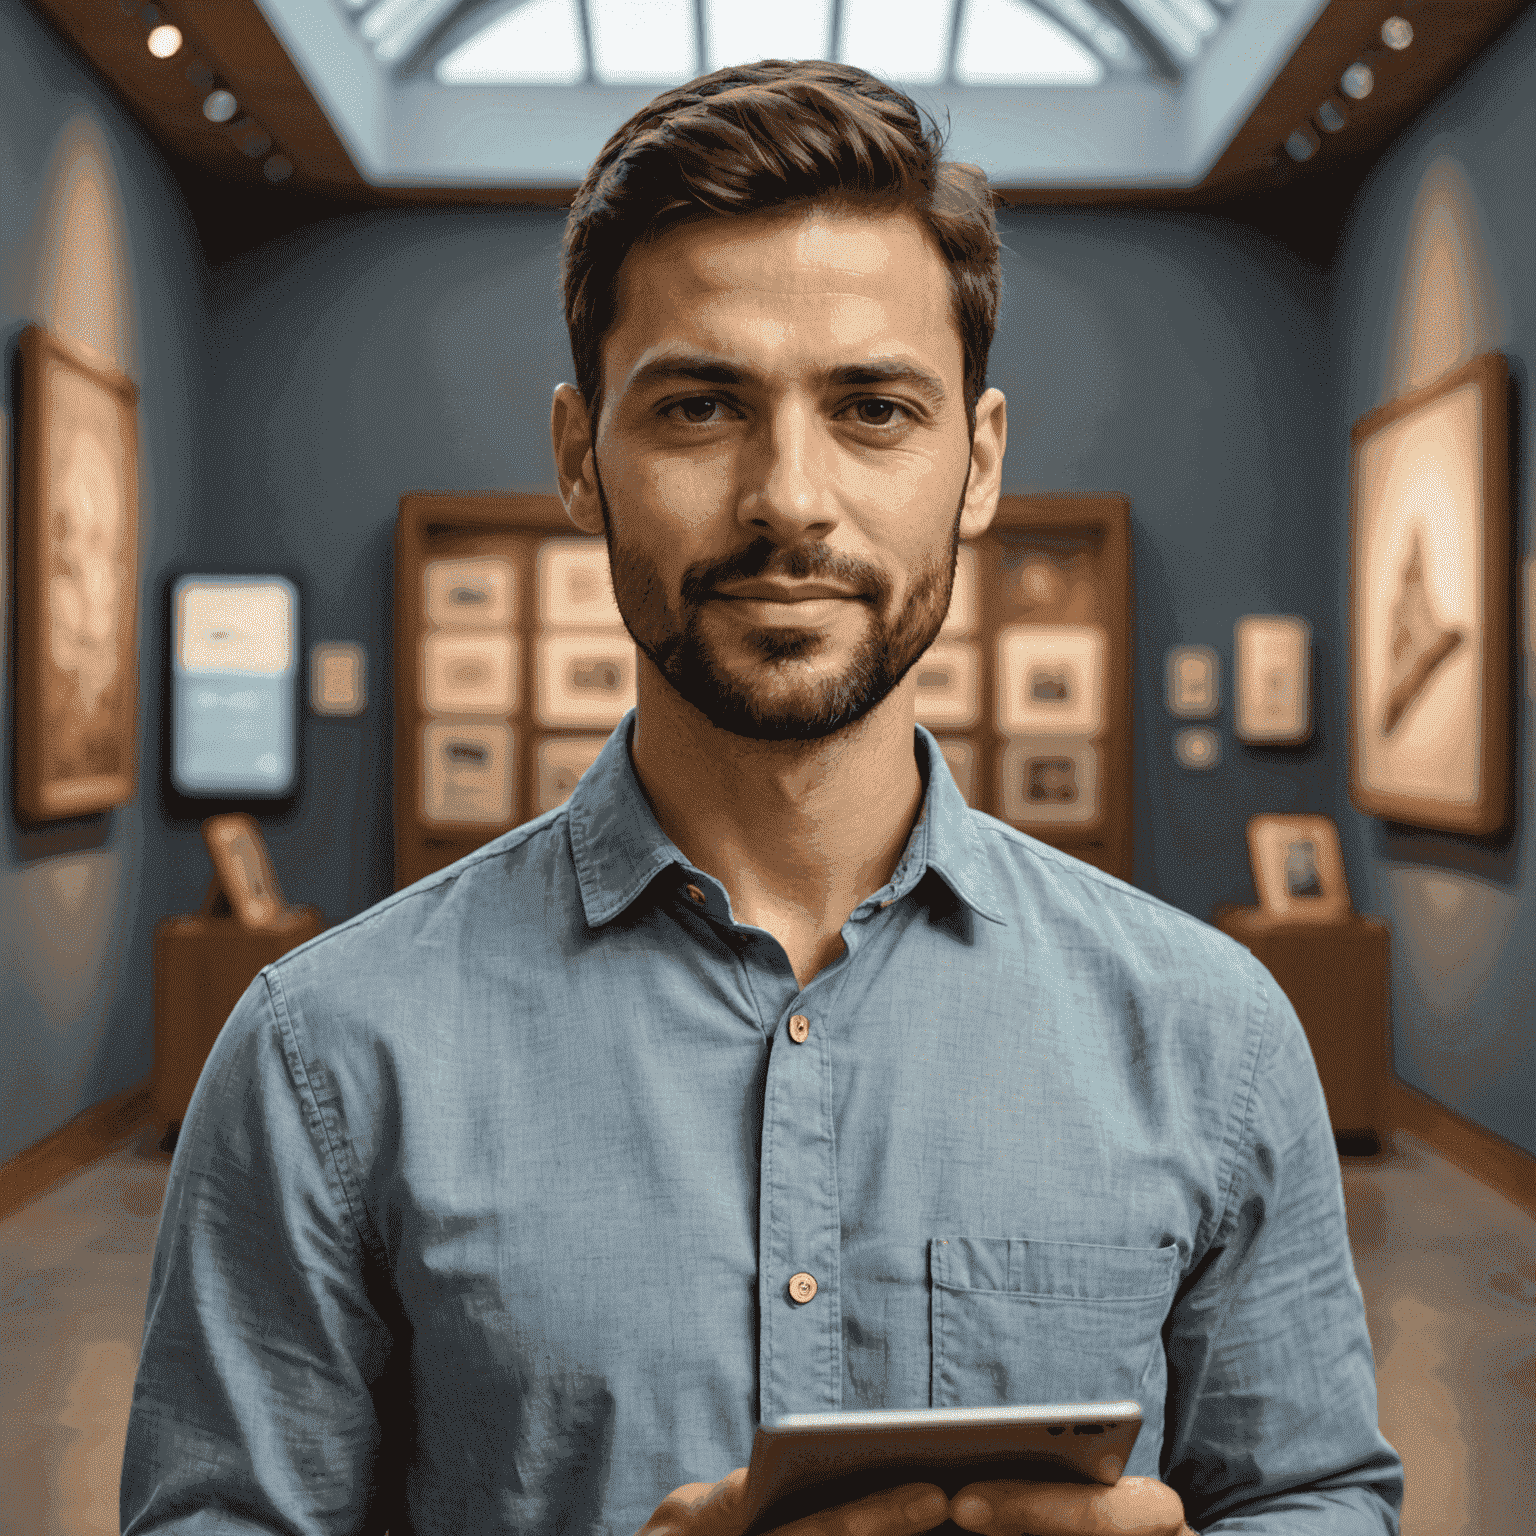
[566, 709, 1008, 930]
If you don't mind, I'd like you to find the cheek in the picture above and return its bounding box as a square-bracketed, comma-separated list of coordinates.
[629, 451, 732, 532]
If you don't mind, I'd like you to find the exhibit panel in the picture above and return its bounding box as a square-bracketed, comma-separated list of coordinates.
[394, 493, 1132, 890]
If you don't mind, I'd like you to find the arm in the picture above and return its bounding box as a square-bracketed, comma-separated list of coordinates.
[948, 955, 1404, 1535]
[121, 969, 399, 1533]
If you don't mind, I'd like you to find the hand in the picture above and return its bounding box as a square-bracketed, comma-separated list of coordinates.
[639, 1468, 951, 1536]
[950, 1478, 1194, 1536]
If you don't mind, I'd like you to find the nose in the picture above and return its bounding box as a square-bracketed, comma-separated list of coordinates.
[735, 397, 838, 540]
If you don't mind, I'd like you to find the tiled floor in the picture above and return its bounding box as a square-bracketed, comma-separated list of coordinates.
[3, 1126, 1533, 1534]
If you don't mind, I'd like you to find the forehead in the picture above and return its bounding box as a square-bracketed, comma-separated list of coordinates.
[604, 204, 961, 384]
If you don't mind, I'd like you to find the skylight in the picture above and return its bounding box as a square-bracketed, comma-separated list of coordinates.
[346, 0, 1241, 89]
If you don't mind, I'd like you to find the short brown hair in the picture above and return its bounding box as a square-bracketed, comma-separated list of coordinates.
[561, 60, 1001, 436]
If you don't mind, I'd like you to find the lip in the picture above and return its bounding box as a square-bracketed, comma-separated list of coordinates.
[712, 582, 864, 602]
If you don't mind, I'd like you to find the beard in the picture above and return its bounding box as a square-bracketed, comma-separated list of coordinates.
[593, 462, 966, 743]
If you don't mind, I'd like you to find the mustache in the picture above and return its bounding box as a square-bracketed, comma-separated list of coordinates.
[680, 539, 882, 604]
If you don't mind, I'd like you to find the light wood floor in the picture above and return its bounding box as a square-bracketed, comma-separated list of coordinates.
[3, 1127, 1532, 1534]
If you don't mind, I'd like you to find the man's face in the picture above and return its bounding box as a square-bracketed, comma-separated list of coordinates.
[568, 203, 998, 742]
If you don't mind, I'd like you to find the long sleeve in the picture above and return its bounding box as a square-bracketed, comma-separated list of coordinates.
[121, 970, 400, 1533]
[1160, 955, 1405, 1532]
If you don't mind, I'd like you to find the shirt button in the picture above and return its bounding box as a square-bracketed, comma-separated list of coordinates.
[788, 1014, 810, 1043]
[685, 883, 706, 905]
[788, 1272, 818, 1304]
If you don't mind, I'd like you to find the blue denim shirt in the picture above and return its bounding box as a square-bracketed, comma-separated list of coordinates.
[123, 712, 1403, 1533]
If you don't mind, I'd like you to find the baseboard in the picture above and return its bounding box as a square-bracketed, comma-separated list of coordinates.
[0, 1079, 155, 1221]
[1382, 1072, 1535, 1219]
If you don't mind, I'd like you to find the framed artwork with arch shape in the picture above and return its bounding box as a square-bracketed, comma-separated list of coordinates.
[1348, 350, 1511, 837]
[14, 325, 140, 822]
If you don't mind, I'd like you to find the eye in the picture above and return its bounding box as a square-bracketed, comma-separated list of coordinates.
[847, 398, 907, 427]
[664, 396, 729, 425]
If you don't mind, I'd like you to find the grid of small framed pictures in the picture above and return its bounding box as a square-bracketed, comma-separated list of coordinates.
[395, 493, 1132, 889]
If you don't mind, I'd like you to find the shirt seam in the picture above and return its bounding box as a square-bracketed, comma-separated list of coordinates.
[1209, 952, 1278, 1249]
[262, 965, 384, 1272]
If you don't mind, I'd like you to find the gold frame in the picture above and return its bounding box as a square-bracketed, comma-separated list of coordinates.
[14, 325, 141, 821]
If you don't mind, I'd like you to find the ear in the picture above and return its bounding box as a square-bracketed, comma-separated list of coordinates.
[550, 383, 605, 535]
[957, 387, 1007, 541]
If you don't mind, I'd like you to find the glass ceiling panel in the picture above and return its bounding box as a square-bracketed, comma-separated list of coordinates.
[386, 0, 1246, 88]
[703, 0, 834, 73]
[438, 0, 585, 84]
[956, 0, 1104, 85]
[838, 0, 955, 86]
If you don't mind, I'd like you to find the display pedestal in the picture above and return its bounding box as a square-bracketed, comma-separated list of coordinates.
[1211, 905, 1390, 1155]
[151, 906, 326, 1142]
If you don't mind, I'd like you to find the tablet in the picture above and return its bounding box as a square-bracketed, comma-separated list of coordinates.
[740, 1403, 1142, 1536]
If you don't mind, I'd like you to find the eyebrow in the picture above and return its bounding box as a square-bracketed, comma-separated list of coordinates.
[624, 356, 950, 413]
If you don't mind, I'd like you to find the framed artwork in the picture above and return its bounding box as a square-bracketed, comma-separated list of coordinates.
[1246, 813, 1351, 923]
[421, 720, 515, 824]
[1173, 726, 1220, 771]
[310, 641, 367, 717]
[201, 812, 287, 929]
[1349, 351, 1511, 836]
[1166, 644, 1219, 719]
[912, 642, 980, 729]
[170, 574, 300, 799]
[535, 735, 607, 813]
[996, 623, 1106, 737]
[395, 493, 1134, 891]
[14, 325, 140, 822]
[1234, 615, 1312, 745]
[425, 556, 515, 628]
[421, 631, 518, 714]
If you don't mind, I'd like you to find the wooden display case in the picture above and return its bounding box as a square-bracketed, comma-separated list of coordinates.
[394, 491, 1133, 890]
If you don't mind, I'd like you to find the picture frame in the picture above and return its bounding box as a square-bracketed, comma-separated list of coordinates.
[1348, 351, 1511, 836]
[14, 325, 141, 822]
[995, 623, 1106, 737]
[999, 736, 1101, 828]
[535, 735, 607, 813]
[425, 555, 515, 629]
[1166, 644, 1219, 719]
[912, 641, 980, 729]
[1246, 813, 1352, 923]
[537, 539, 626, 630]
[535, 633, 637, 728]
[421, 631, 518, 715]
[1234, 615, 1312, 745]
[933, 737, 975, 804]
[201, 812, 287, 929]
[421, 719, 515, 825]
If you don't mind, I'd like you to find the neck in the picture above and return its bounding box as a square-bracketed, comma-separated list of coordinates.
[628, 662, 926, 933]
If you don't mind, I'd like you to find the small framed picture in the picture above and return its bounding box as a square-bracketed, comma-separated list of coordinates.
[1166, 644, 1219, 719]
[934, 737, 976, 805]
[1173, 726, 1221, 771]
[537, 539, 626, 630]
[912, 641, 980, 729]
[425, 556, 515, 629]
[535, 735, 608, 813]
[1246, 813, 1351, 922]
[310, 641, 366, 717]
[422, 632, 518, 715]
[939, 544, 978, 637]
[999, 737, 1100, 827]
[201, 812, 286, 929]
[1235, 615, 1312, 745]
[996, 624, 1105, 737]
[421, 720, 514, 825]
[535, 634, 637, 728]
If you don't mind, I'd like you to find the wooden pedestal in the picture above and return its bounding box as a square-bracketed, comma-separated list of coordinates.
[151, 907, 326, 1135]
[1211, 905, 1390, 1152]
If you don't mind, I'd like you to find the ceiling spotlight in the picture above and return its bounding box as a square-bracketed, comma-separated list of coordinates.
[146, 22, 181, 57]
[263, 154, 294, 184]
[202, 88, 238, 123]
[1381, 16, 1413, 50]
[1341, 62, 1374, 100]
[1285, 127, 1319, 162]
[1317, 100, 1347, 134]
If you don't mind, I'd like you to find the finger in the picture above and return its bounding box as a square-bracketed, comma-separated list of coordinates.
[779, 1482, 950, 1536]
[645, 1469, 750, 1536]
[950, 1477, 1187, 1536]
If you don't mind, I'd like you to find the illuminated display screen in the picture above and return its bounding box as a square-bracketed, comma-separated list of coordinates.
[171, 574, 299, 797]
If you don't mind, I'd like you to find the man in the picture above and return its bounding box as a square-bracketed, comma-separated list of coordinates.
[122, 61, 1403, 1536]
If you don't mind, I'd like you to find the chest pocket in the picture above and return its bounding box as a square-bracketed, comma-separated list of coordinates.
[930, 1237, 1178, 1411]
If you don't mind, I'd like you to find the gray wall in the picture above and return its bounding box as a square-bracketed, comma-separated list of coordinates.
[204, 205, 1338, 940]
[2, 0, 211, 1164]
[1331, 3, 1535, 1156]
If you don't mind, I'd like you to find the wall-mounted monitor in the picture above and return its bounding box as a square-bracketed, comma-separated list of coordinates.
[171, 574, 299, 798]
